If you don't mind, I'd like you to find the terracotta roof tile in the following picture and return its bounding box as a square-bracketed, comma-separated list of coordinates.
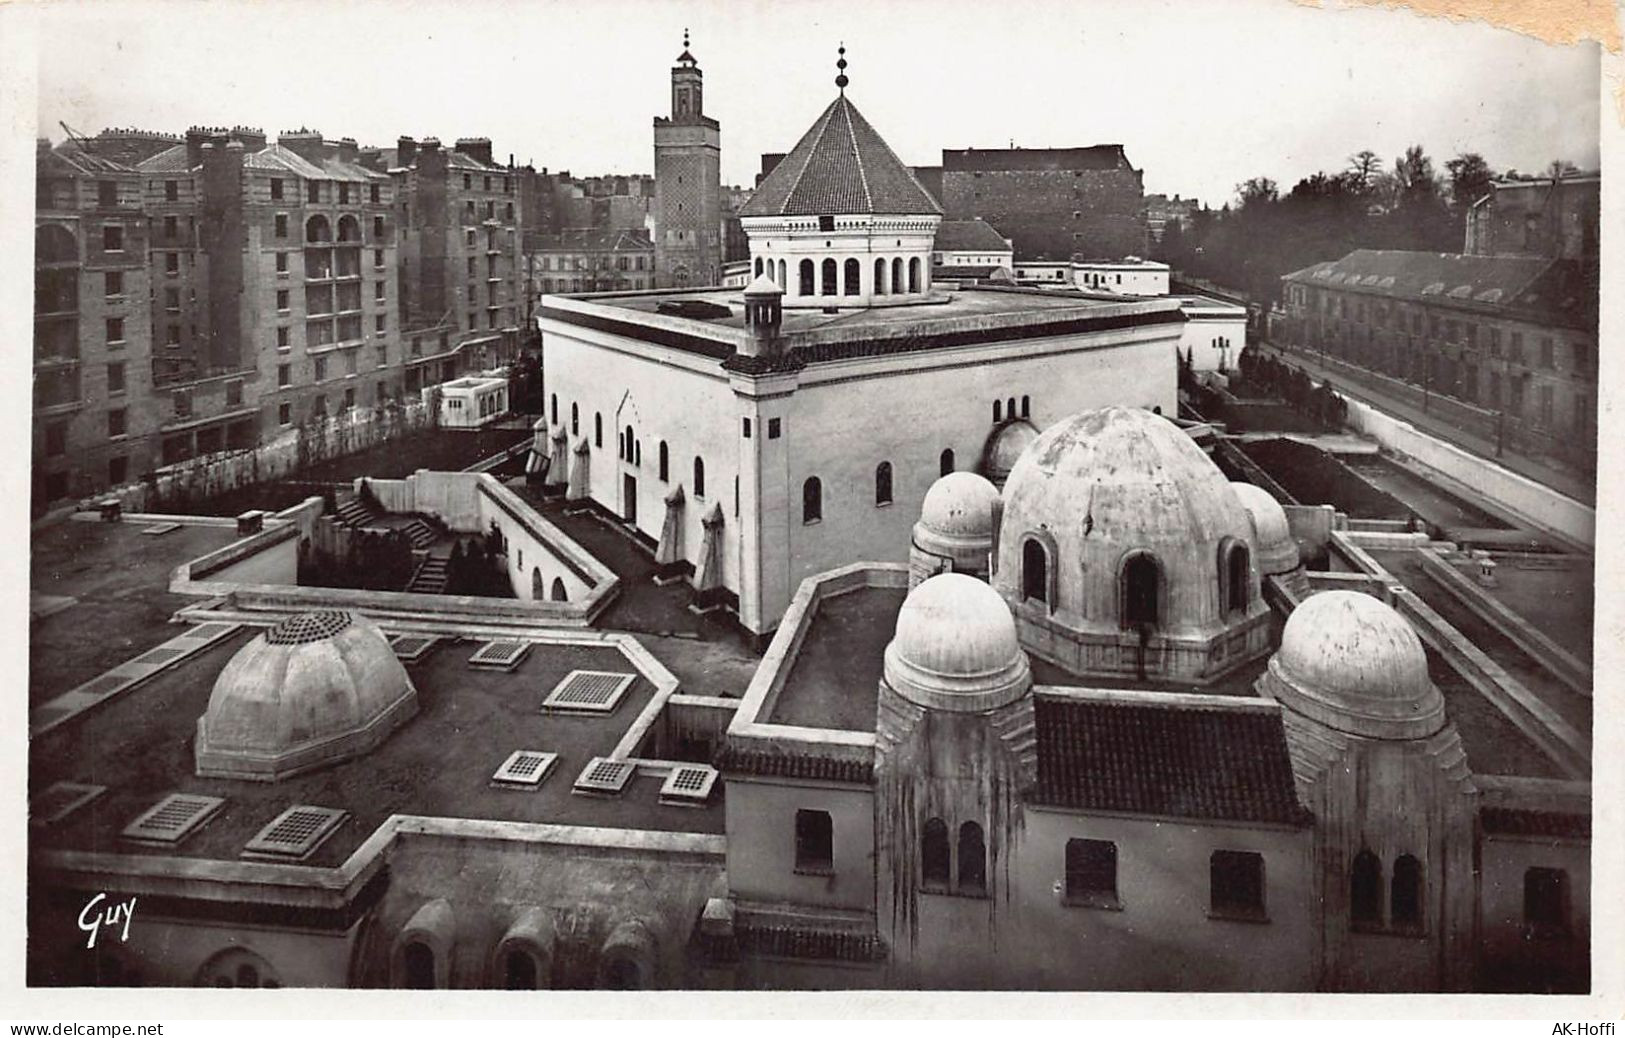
[1030, 693, 1310, 825]
[739, 95, 942, 218]
[714, 746, 873, 784]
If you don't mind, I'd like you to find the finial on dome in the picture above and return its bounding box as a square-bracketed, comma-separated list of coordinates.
[835, 43, 849, 91]
[684, 27, 689, 49]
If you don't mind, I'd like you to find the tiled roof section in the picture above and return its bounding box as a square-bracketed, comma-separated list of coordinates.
[1481, 807, 1590, 840]
[244, 145, 385, 182]
[1030, 694, 1311, 825]
[736, 924, 887, 963]
[43, 143, 136, 176]
[1283, 249, 1593, 327]
[447, 150, 501, 171]
[533, 228, 653, 253]
[934, 219, 1011, 253]
[134, 144, 196, 174]
[942, 145, 1132, 173]
[714, 746, 873, 785]
[739, 95, 942, 218]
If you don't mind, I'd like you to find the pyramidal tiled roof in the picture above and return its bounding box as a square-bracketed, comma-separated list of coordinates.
[739, 94, 942, 218]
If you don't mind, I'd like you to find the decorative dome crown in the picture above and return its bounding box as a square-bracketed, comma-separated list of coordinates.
[195, 611, 419, 781]
[883, 573, 1031, 712]
[1230, 481, 1299, 576]
[1263, 590, 1444, 740]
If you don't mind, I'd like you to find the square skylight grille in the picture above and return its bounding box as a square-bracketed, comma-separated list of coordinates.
[492, 750, 559, 788]
[542, 670, 635, 713]
[31, 782, 106, 829]
[187, 623, 233, 640]
[136, 646, 184, 667]
[659, 765, 719, 806]
[573, 757, 636, 796]
[77, 674, 129, 699]
[242, 805, 347, 861]
[389, 634, 439, 663]
[121, 793, 225, 846]
[468, 639, 531, 671]
[140, 522, 182, 536]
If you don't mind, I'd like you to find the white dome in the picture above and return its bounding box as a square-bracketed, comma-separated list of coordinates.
[918, 471, 1001, 541]
[195, 611, 419, 781]
[883, 574, 1031, 712]
[1263, 591, 1444, 740]
[1230, 481, 1299, 576]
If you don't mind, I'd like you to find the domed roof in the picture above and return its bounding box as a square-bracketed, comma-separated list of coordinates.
[1230, 481, 1299, 576]
[918, 471, 1000, 541]
[195, 611, 419, 781]
[980, 419, 1040, 484]
[883, 573, 1031, 712]
[742, 273, 783, 298]
[1265, 591, 1444, 740]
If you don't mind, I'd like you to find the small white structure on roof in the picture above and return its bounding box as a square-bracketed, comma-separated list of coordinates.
[430, 375, 510, 429]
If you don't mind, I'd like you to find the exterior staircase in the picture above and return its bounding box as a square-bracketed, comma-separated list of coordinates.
[401, 518, 438, 549]
[334, 493, 384, 528]
[407, 555, 449, 595]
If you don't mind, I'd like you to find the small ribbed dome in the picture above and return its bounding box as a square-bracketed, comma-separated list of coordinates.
[195, 611, 419, 781]
[1264, 590, 1444, 740]
[918, 471, 1000, 540]
[1230, 481, 1299, 576]
[883, 573, 1031, 712]
[981, 419, 1040, 485]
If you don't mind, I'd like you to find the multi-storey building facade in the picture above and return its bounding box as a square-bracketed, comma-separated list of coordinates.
[652, 36, 722, 287]
[34, 142, 159, 506]
[938, 146, 1147, 262]
[528, 229, 655, 294]
[379, 137, 524, 391]
[1465, 174, 1599, 265]
[1278, 250, 1597, 469]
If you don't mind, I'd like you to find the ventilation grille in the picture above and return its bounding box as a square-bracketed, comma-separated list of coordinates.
[135, 646, 184, 667]
[542, 670, 634, 713]
[659, 765, 719, 806]
[242, 805, 347, 861]
[388, 634, 439, 663]
[187, 622, 233, 640]
[492, 750, 559, 788]
[266, 611, 353, 645]
[121, 793, 225, 846]
[573, 757, 636, 796]
[31, 782, 107, 829]
[469, 639, 531, 670]
[140, 522, 182, 536]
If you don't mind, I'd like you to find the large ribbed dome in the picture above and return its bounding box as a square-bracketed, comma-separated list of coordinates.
[883, 574, 1031, 712]
[995, 407, 1259, 634]
[1230, 481, 1299, 576]
[1262, 590, 1443, 740]
[980, 419, 1040, 486]
[195, 611, 419, 781]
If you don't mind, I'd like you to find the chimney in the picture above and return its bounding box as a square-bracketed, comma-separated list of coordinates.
[336, 136, 359, 164]
[278, 128, 326, 164]
[397, 136, 418, 168]
[186, 125, 227, 169]
[454, 137, 493, 167]
[228, 125, 266, 152]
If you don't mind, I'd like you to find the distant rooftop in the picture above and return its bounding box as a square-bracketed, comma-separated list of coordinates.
[1283, 249, 1592, 326]
[934, 219, 1011, 253]
[941, 145, 1134, 173]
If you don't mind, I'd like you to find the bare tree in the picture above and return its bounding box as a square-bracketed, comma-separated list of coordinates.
[1347, 149, 1382, 191]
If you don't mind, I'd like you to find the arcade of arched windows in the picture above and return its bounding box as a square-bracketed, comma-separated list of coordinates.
[761, 253, 932, 299]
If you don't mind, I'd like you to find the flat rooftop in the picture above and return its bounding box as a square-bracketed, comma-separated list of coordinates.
[31, 629, 723, 869]
[30, 517, 243, 706]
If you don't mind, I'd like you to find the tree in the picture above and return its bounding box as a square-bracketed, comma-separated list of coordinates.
[1347, 150, 1382, 193]
[1236, 177, 1279, 209]
[1445, 152, 1494, 212]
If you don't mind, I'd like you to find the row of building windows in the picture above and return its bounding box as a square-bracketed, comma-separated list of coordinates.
[993, 396, 1032, 423]
[1019, 539, 1250, 625]
[534, 254, 650, 272]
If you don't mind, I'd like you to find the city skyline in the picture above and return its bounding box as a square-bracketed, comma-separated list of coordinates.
[34, 0, 1600, 207]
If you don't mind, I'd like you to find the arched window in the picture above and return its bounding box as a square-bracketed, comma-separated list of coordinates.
[693, 456, 706, 497]
[1391, 855, 1423, 928]
[1351, 849, 1382, 926]
[36, 224, 77, 263]
[1006, 397, 1016, 420]
[892, 257, 904, 294]
[1021, 395, 1031, 418]
[1224, 542, 1251, 613]
[1022, 538, 1049, 604]
[594, 413, 603, 448]
[571, 403, 579, 435]
[550, 394, 558, 425]
[603, 956, 642, 990]
[634, 441, 641, 466]
[402, 941, 435, 989]
[921, 817, 950, 888]
[994, 400, 1003, 423]
[843, 258, 860, 296]
[550, 577, 567, 602]
[799, 259, 815, 296]
[958, 821, 986, 894]
[531, 567, 544, 599]
[658, 441, 669, 481]
[777, 259, 787, 289]
[875, 462, 892, 506]
[624, 425, 634, 462]
[874, 258, 887, 296]
[908, 257, 921, 293]
[821, 258, 837, 296]
[1122, 552, 1161, 628]
[336, 214, 360, 242]
[753, 257, 763, 278]
[305, 214, 332, 243]
[940, 448, 955, 476]
[502, 948, 539, 990]
[803, 477, 822, 523]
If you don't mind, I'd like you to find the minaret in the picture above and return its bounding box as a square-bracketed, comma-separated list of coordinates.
[653, 29, 722, 288]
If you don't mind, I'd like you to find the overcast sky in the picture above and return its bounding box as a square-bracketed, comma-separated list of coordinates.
[34, 0, 1600, 208]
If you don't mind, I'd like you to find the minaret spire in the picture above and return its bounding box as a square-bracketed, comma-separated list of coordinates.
[835, 43, 848, 92]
